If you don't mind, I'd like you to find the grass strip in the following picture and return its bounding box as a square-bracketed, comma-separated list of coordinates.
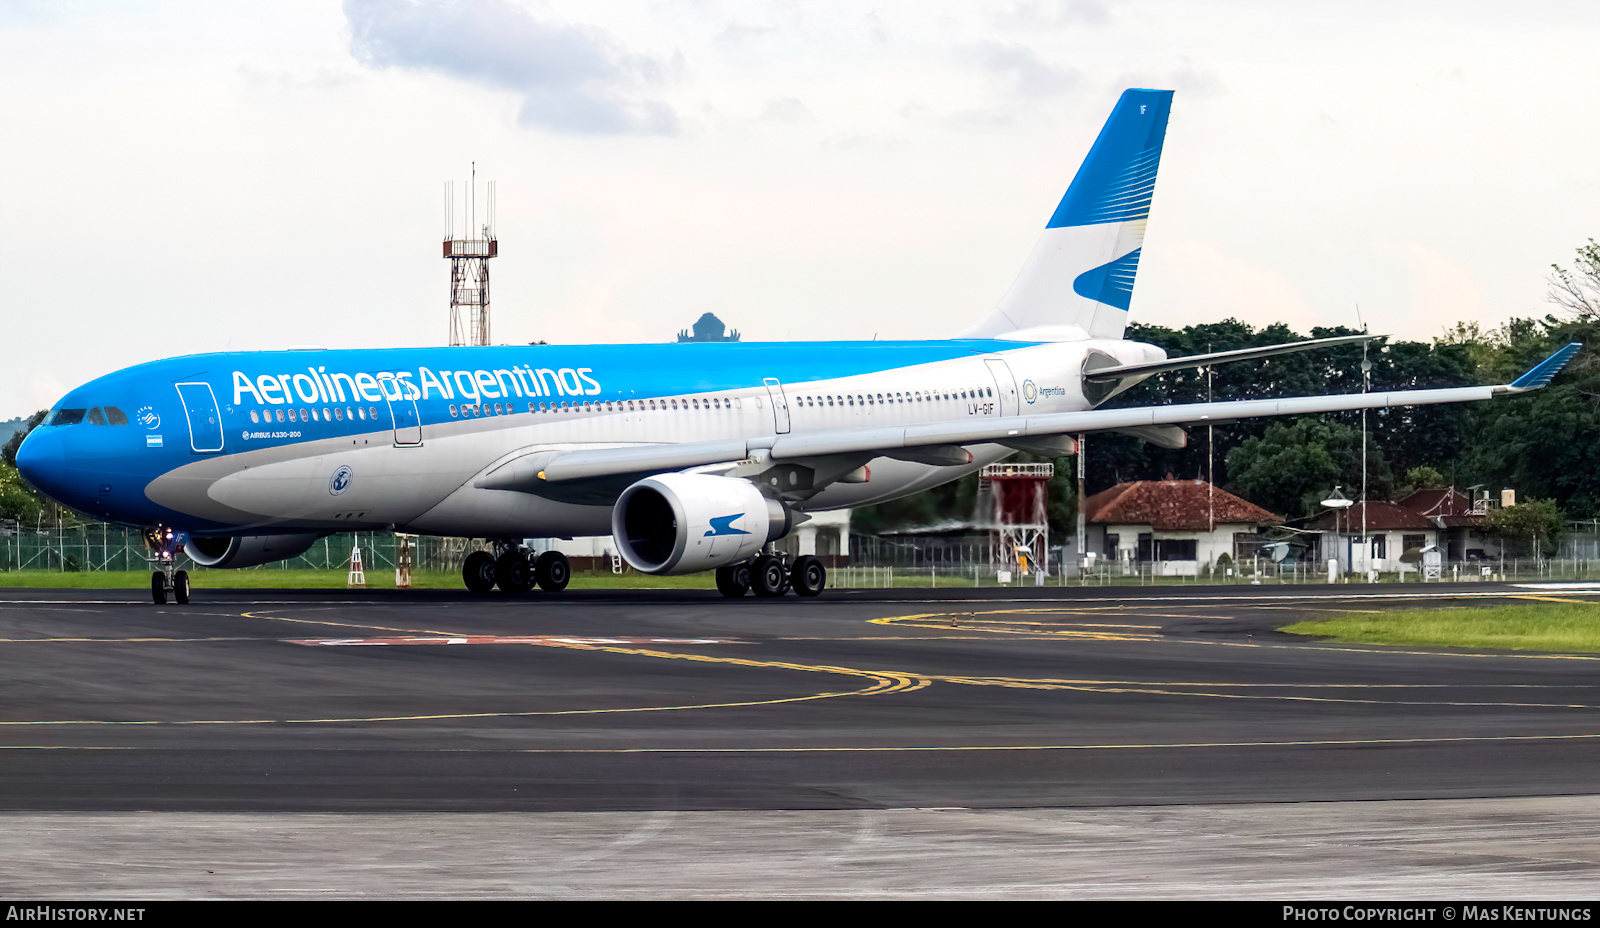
[1283, 600, 1600, 653]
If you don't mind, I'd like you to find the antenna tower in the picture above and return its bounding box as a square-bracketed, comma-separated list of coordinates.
[444, 163, 497, 347]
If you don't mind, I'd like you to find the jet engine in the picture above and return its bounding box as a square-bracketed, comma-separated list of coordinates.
[185, 533, 323, 569]
[612, 473, 792, 575]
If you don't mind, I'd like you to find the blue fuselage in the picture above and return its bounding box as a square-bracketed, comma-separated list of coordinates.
[16, 338, 1133, 540]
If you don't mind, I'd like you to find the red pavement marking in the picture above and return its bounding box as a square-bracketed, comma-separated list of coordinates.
[284, 636, 737, 647]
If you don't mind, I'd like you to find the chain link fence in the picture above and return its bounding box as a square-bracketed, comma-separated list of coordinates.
[0, 522, 483, 575]
[7, 520, 1600, 586]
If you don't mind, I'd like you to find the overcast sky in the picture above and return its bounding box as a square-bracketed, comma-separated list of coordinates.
[3, 0, 1598, 415]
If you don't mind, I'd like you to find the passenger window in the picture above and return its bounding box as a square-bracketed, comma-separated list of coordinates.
[300, 408, 309, 420]
[250, 410, 260, 424]
[370, 407, 379, 420]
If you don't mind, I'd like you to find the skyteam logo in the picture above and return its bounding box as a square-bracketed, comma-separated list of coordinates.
[135, 406, 160, 429]
[704, 514, 749, 537]
[329, 465, 353, 497]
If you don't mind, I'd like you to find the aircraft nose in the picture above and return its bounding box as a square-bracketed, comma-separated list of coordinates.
[14, 427, 67, 501]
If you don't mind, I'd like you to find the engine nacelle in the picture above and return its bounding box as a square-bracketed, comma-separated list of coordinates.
[612, 473, 791, 575]
[186, 533, 322, 569]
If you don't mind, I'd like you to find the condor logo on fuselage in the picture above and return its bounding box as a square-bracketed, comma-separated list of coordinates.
[704, 514, 749, 537]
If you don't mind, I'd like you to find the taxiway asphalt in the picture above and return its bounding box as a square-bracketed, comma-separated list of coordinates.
[4, 582, 1599, 812]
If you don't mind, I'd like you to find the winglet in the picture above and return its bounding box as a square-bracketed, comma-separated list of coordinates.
[1505, 343, 1582, 392]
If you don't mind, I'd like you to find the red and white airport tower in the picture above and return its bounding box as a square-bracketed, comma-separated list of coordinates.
[981, 461, 1056, 578]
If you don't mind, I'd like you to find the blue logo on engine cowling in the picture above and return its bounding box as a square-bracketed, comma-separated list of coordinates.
[329, 465, 353, 496]
[705, 514, 749, 537]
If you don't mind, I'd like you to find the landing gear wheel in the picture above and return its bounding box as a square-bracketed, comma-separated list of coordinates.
[751, 555, 788, 598]
[535, 551, 571, 593]
[463, 550, 497, 594]
[173, 570, 191, 605]
[790, 556, 826, 597]
[496, 552, 533, 592]
[151, 570, 167, 605]
[716, 563, 751, 598]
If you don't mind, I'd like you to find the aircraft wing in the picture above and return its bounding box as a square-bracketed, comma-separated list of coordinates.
[493, 343, 1579, 488]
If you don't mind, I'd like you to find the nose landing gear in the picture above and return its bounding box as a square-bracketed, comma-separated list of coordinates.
[144, 527, 190, 605]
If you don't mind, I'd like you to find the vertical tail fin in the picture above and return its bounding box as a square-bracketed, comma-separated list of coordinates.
[962, 88, 1173, 341]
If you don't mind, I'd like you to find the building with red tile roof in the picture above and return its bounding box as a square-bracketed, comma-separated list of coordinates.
[1084, 478, 1282, 575]
[1309, 488, 1507, 572]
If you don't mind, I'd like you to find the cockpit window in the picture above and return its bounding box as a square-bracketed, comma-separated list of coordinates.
[104, 407, 129, 425]
[49, 409, 86, 426]
[86, 407, 107, 425]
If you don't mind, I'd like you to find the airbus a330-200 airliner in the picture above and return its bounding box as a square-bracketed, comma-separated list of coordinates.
[15, 89, 1580, 603]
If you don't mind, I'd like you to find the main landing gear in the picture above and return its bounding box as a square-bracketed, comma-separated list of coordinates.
[462, 542, 571, 595]
[716, 553, 826, 598]
[144, 526, 190, 605]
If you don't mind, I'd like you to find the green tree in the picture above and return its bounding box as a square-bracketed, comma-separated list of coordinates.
[1224, 417, 1392, 519]
[1089, 321, 1479, 496]
[1482, 498, 1566, 557]
[1547, 238, 1600, 320]
[0, 460, 42, 523]
[1394, 465, 1446, 499]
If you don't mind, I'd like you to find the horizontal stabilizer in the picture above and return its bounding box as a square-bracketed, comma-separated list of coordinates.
[1084, 334, 1381, 382]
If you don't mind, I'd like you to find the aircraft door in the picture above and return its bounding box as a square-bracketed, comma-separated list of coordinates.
[763, 378, 792, 434]
[379, 375, 422, 446]
[984, 357, 1020, 418]
[174, 382, 224, 453]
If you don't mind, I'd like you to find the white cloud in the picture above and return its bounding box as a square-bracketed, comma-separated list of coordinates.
[970, 42, 1081, 98]
[343, 0, 680, 135]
